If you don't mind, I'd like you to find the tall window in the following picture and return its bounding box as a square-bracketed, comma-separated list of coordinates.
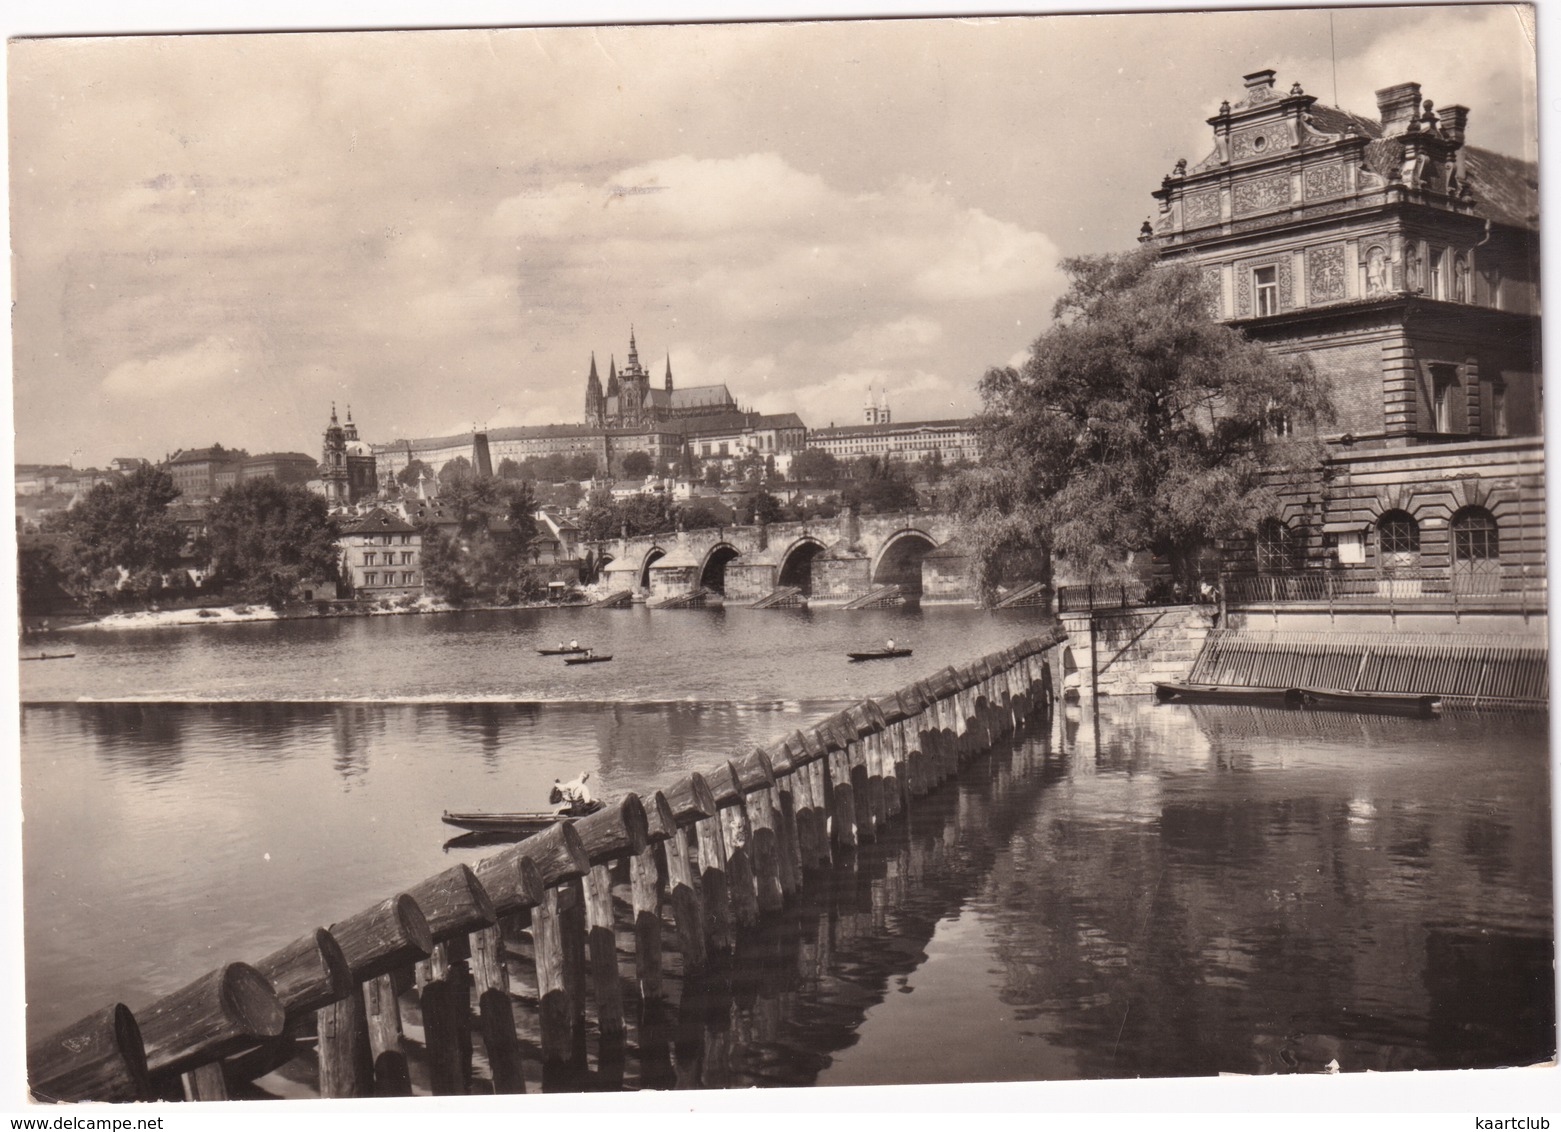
[1254, 266, 1279, 317]
[1256, 518, 1291, 574]
[1377, 511, 1420, 568]
[1489, 380, 1509, 437]
[1430, 248, 1446, 299]
[1430, 364, 1460, 433]
[1450, 507, 1499, 563]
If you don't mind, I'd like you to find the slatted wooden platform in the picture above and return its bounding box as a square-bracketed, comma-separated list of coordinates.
[1189, 628, 1548, 708]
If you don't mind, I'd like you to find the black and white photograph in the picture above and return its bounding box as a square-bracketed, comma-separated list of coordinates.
[4, 1, 1554, 1117]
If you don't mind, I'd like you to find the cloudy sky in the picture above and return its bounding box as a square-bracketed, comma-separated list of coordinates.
[7, 3, 1539, 468]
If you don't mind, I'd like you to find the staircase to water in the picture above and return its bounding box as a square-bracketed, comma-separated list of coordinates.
[843, 585, 907, 610]
[750, 586, 805, 609]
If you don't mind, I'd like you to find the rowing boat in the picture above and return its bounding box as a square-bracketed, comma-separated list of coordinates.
[537, 646, 589, 655]
[441, 800, 605, 835]
[848, 648, 913, 662]
[564, 654, 613, 665]
[1155, 682, 1442, 717]
[20, 652, 76, 662]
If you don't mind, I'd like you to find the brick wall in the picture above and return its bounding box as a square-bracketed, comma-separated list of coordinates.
[1058, 605, 1219, 696]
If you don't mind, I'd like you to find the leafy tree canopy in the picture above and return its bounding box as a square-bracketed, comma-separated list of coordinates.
[789, 448, 841, 485]
[414, 473, 540, 605]
[51, 462, 184, 587]
[396, 459, 431, 488]
[620, 450, 655, 479]
[954, 249, 1332, 601]
[205, 478, 341, 607]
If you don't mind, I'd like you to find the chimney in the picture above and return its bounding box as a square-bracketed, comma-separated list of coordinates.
[1439, 104, 1470, 146]
[1243, 69, 1277, 97]
[1376, 82, 1423, 136]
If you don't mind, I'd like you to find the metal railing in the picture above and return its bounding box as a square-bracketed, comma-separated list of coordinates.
[1224, 566, 1547, 610]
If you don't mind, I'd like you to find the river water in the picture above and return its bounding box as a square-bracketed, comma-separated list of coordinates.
[17, 606, 1555, 1090]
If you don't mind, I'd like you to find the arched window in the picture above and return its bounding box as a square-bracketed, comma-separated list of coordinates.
[1377, 510, 1420, 567]
[1450, 507, 1499, 562]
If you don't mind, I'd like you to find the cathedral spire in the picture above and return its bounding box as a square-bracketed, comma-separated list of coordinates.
[607, 356, 620, 398]
[665, 353, 674, 392]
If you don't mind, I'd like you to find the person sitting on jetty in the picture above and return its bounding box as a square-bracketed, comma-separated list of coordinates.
[549, 771, 594, 812]
[886, 639, 895, 650]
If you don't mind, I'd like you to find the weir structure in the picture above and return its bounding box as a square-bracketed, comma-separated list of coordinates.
[27, 630, 1067, 1102]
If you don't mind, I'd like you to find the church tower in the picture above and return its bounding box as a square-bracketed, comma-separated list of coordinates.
[321, 403, 348, 506]
[665, 354, 674, 392]
[607, 357, 620, 399]
[877, 387, 891, 425]
[584, 353, 605, 426]
[343, 406, 360, 443]
[863, 386, 878, 425]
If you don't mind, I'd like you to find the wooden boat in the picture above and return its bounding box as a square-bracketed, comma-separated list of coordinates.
[537, 646, 590, 655]
[1290, 686, 1443, 717]
[20, 652, 76, 662]
[441, 800, 604, 836]
[564, 654, 613, 665]
[1155, 681, 1443, 717]
[848, 648, 913, 662]
[1154, 682, 1300, 708]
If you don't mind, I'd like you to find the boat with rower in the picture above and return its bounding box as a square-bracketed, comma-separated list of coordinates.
[565, 653, 613, 665]
[440, 798, 605, 836]
[848, 647, 913, 661]
[537, 646, 590, 656]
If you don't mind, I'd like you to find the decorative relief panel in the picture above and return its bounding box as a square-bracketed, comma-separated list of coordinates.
[1302, 162, 1346, 200]
[1306, 244, 1347, 304]
[1230, 124, 1293, 162]
[1232, 174, 1290, 216]
[1184, 191, 1221, 227]
[1201, 266, 1222, 318]
[1235, 257, 1292, 317]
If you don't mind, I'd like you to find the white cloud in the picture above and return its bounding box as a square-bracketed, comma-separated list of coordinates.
[101, 336, 249, 401]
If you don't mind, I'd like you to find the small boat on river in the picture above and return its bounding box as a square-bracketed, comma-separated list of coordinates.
[1155, 681, 1442, 717]
[441, 799, 605, 836]
[537, 646, 590, 655]
[20, 652, 76, 662]
[848, 647, 913, 662]
[565, 653, 613, 665]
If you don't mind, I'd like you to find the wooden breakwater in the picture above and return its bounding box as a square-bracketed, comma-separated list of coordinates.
[27, 631, 1065, 1103]
[1189, 628, 1548, 709]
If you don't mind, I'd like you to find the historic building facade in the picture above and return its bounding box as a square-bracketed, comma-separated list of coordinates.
[584, 329, 739, 428]
[318, 405, 379, 506]
[336, 506, 422, 599]
[1142, 69, 1543, 601]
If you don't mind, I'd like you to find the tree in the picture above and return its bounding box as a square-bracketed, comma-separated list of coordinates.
[48, 465, 184, 605]
[566, 453, 601, 482]
[741, 491, 784, 526]
[790, 448, 841, 485]
[397, 460, 431, 489]
[620, 450, 654, 479]
[955, 248, 1331, 602]
[496, 457, 524, 481]
[439, 456, 473, 486]
[205, 478, 341, 607]
[414, 475, 540, 604]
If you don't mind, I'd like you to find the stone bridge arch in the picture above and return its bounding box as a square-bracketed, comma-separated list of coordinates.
[870, 528, 941, 594]
[698, 542, 744, 595]
[777, 536, 829, 595]
[638, 546, 667, 590]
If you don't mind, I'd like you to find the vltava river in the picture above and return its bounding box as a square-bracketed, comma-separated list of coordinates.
[18, 607, 1554, 1087]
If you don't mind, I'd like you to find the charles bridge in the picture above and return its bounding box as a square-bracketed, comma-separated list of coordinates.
[587, 510, 965, 604]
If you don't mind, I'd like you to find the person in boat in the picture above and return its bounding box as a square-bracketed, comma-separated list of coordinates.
[886, 639, 895, 650]
[549, 771, 594, 813]
[569, 639, 579, 649]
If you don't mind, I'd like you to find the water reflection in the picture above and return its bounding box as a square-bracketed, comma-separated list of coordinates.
[21, 693, 1554, 1085]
